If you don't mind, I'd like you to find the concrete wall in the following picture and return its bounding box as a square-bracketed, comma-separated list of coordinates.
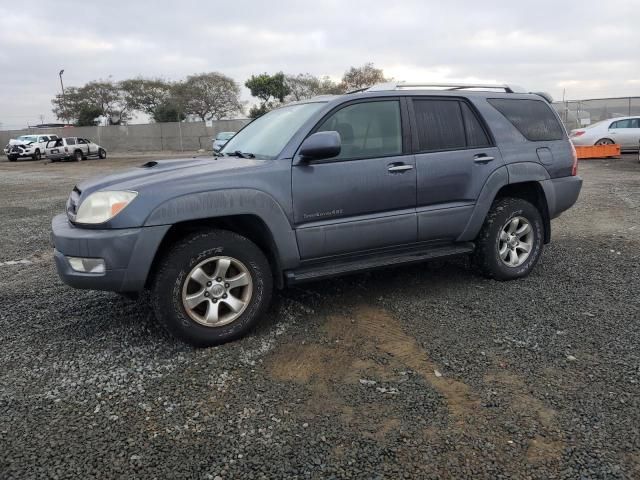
[0, 119, 250, 153]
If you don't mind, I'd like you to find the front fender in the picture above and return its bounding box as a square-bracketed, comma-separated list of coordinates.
[144, 189, 300, 269]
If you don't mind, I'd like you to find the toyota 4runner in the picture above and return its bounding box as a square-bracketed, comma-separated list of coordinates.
[51, 83, 582, 347]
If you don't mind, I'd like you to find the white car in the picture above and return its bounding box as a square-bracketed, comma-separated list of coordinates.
[45, 137, 107, 162]
[569, 116, 640, 151]
[212, 131, 236, 152]
[4, 134, 60, 161]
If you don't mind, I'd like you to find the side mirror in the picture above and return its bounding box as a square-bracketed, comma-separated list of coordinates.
[298, 131, 341, 161]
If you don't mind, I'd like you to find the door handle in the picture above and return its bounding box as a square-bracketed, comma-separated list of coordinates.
[387, 163, 414, 172]
[473, 154, 495, 164]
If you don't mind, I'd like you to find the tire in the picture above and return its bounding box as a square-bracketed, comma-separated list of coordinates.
[98, 148, 106, 159]
[8, 155, 17, 162]
[74, 150, 83, 162]
[595, 138, 614, 145]
[473, 197, 544, 281]
[151, 229, 273, 347]
[32, 149, 41, 161]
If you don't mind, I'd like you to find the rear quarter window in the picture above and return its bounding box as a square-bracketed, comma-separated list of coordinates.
[488, 98, 565, 141]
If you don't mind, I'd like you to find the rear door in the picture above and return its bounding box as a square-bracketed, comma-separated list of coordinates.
[292, 98, 417, 259]
[409, 97, 503, 242]
[608, 119, 640, 148]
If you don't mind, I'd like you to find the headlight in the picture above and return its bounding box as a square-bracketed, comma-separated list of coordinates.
[75, 191, 137, 224]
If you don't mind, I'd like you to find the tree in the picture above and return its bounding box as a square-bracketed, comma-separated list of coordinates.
[284, 74, 343, 102]
[340, 63, 389, 91]
[76, 106, 103, 126]
[175, 72, 243, 122]
[51, 80, 130, 125]
[119, 78, 172, 116]
[245, 72, 291, 117]
[152, 101, 187, 123]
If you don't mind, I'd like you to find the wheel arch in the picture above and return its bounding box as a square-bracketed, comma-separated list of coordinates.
[145, 214, 287, 289]
[458, 164, 552, 244]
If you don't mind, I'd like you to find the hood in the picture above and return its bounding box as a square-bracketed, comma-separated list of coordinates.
[9, 139, 32, 146]
[76, 156, 269, 196]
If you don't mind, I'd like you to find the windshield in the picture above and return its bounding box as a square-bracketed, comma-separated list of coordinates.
[222, 102, 326, 159]
[17, 135, 37, 143]
[216, 132, 235, 140]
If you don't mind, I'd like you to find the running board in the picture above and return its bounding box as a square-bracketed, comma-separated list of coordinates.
[285, 242, 475, 285]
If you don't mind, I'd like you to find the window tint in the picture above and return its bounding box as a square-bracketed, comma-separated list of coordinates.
[66, 138, 76, 145]
[38, 136, 46, 142]
[77, 138, 86, 144]
[460, 102, 491, 147]
[317, 100, 402, 160]
[488, 98, 565, 141]
[413, 99, 466, 151]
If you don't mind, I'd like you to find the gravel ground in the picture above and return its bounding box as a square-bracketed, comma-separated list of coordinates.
[0, 154, 639, 479]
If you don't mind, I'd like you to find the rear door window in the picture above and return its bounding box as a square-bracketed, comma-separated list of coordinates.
[412, 99, 492, 152]
[66, 138, 76, 145]
[488, 98, 565, 141]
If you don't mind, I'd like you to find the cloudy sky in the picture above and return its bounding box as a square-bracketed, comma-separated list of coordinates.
[1, 0, 639, 128]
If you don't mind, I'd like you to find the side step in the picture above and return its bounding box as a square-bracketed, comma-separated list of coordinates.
[285, 242, 475, 285]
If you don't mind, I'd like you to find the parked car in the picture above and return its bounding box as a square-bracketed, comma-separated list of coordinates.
[45, 137, 107, 162]
[4, 134, 60, 161]
[569, 116, 640, 150]
[212, 131, 236, 152]
[51, 82, 582, 347]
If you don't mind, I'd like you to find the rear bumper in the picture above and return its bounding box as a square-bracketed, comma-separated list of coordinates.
[541, 176, 583, 219]
[51, 214, 170, 292]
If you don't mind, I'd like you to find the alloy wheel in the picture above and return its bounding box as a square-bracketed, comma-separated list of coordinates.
[181, 256, 253, 327]
[498, 216, 534, 267]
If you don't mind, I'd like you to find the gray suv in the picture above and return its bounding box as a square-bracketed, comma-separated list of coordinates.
[51, 83, 582, 347]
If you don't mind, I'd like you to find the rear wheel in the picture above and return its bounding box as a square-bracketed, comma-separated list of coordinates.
[98, 148, 107, 159]
[32, 149, 41, 161]
[595, 138, 614, 145]
[74, 150, 83, 162]
[151, 230, 273, 347]
[473, 197, 544, 280]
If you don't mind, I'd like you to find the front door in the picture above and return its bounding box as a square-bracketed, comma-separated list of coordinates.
[292, 99, 417, 259]
[409, 98, 504, 241]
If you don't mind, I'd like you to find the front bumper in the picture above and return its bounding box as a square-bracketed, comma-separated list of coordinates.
[540, 175, 583, 219]
[51, 214, 170, 292]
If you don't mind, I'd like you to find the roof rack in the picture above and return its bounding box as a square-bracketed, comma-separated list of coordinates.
[365, 82, 527, 93]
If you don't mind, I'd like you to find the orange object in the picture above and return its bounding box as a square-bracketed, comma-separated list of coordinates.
[575, 144, 621, 159]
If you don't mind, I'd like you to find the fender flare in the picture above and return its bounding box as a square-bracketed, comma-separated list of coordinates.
[457, 162, 552, 242]
[143, 188, 300, 270]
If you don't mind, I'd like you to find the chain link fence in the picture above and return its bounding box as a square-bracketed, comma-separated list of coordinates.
[552, 97, 640, 131]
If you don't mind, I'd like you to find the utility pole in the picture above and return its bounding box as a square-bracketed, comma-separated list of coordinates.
[59, 69, 66, 124]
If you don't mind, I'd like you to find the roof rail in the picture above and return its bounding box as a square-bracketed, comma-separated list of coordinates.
[365, 82, 527, 94]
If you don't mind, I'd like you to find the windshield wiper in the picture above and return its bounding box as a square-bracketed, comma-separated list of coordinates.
[227, 150, 255, 158]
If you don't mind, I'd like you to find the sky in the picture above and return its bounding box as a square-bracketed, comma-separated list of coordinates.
[1, 0, 639, 129]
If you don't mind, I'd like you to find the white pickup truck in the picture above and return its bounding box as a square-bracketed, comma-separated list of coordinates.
[4, 134, 60, 161]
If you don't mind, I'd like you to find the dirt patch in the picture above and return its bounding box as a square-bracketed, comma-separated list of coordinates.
[266, 304, 569, 473]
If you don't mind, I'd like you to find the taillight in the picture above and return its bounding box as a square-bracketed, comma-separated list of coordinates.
[570, 130, 585, 137]
[570, 143, 578, 176]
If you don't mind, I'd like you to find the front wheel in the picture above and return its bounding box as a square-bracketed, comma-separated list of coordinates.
[74, 150, 83, 162]
[151, 230, 273, 347]
[473, 197, 544, 280]
[32, 150, 41, 161]
[98, 148, 106, 159]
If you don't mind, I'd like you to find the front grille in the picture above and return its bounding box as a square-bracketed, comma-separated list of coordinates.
[66, 186, 81, 221]
[10, 146, 23, 153]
